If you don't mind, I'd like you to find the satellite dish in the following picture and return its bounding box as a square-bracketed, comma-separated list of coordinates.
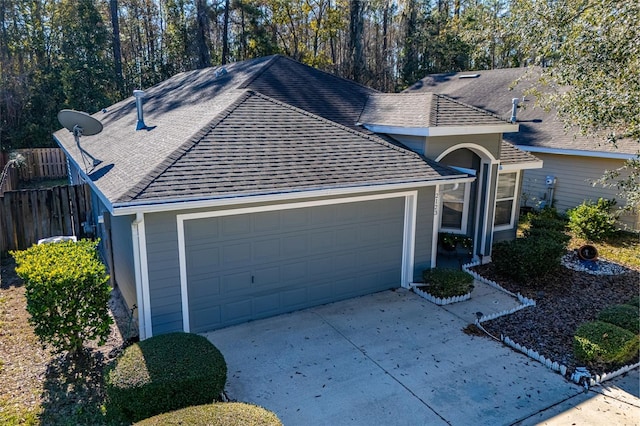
[57, 109, 104, 172]
[58, 109, 103, 136]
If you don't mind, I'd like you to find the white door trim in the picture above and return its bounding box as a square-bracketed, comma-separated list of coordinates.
[176, 191, 418, 333]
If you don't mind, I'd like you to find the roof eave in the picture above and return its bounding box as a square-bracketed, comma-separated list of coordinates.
[361, 123, 519, 137]
[515, 145, 638, 160]
[53, 134, 117, 215]
[111, 176, 475, 216]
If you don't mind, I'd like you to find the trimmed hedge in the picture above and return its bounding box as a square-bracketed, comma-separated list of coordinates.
[626, 296, 640, 308]
[597, 304, 640, 334]
[11, 239, 112, 355]
[493, 209, 569, 282]
[421, 268, 474, 298]
[106, 332, 227, 422]
[134, 403, 282, 426]
[573, 321, 639, 365]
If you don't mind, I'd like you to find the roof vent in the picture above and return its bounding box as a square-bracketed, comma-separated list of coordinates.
[133, 90, 147, 130]
[215, 67, 228, 78]
[510, 98, 519, 123]
[459, 74, 480, 79]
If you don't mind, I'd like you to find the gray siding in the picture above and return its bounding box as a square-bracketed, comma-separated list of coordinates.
[110, 214, 137, 311]
[144, 211, 183, 335]
[414, 186, 436, 278]
[425, 134, 503, 162]
[521, 153, 638, 230]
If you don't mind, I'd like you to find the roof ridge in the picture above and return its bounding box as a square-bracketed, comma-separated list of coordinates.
[117, 90, 255, 202]
[435, 94, 510, 124]
[244, 54, 379, 94]
[247, 90, 427, 162]
[236, 54, 280, 89]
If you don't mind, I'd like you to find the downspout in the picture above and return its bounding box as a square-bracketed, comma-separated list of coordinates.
[132, 212, 151, 339]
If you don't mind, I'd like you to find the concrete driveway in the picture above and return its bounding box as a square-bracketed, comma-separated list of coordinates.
[205, 288, 639, 425]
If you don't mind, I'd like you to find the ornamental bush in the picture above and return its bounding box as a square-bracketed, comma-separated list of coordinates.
[421, 268, 474, 298]
[105, 332, 227, 422]
[493, 209, 569, 282]
[597, 304, 640, 334]
[567, 198, 619, 242]
[573, 321, 639, 366]
[134, 403, 282, 426]
[11, 239, 112, 355]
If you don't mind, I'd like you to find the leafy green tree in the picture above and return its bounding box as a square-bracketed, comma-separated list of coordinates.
[510, 0, 639, 212]
[57, 0, 117, 112]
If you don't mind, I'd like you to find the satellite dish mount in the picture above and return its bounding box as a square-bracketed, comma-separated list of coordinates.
[57, 109, 103, 173]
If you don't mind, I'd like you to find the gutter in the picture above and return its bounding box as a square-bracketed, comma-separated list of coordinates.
[111, 176, 475, 216]
[515, 145, 637, 160]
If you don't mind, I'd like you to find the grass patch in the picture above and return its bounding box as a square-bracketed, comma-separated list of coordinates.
[519, 212, 639, 270]
[0, 398, 40, 426]
[569, 231, 640, 270]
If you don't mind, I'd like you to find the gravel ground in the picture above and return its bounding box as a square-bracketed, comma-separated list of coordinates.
[473, 255, 640, 375]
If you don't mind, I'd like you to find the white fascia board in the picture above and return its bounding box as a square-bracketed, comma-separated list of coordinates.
[499, 160, 544, 171]
[111, 178, 474, 216]
[515, 145, 637, 160]
[53, 135, 116, 215]
[362, 123, 519, 137]
[428, 124, 519, 136]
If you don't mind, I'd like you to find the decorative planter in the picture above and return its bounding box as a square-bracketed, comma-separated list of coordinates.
[412, 285, 472, 305]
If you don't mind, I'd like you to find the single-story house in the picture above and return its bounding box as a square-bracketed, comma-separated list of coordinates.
[54, 55, 541, 339]
[407, 68, 639, 230]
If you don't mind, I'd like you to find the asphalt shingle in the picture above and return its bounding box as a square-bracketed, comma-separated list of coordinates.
[407, 68, 639, 155]
[130, 91, 462, 202]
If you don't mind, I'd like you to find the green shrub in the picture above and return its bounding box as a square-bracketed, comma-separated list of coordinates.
[134, 402, 282, 426]
[11, 239, 112, 355]
[626, 296, 640, 308]
[421, 268, 474, 298]
[597, 304, 640, 334]
[494, 208, 569, 282]
[493, 235, 567, 282]
[105, 332, 227, 422]
[567, 199, 619, 242]
[573, 321, 639, 366]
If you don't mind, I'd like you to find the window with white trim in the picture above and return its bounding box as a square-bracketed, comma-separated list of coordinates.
[494, 172, 518, 229]
[440, 183, 470, 233]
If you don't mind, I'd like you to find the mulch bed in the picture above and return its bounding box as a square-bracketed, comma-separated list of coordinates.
[472, 261, 640, 375]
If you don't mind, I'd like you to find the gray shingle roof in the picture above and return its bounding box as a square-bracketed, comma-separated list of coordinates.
[499, 141, 541, 166]
[407, 68, 639, 155]
[357, 93, 509, 128]
[128, 91, 462, 202]
[54, 55, 468, 207]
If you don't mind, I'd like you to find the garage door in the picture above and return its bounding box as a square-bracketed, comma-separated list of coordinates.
[183, 198, 405, 332]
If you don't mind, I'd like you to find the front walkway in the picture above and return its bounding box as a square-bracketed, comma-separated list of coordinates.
[204, 286, 631, 425]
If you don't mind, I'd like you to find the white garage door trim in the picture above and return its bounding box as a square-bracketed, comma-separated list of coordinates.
[177, 191, 418, 333]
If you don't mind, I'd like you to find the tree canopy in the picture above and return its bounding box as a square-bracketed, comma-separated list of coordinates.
[0, 0, 638, 162]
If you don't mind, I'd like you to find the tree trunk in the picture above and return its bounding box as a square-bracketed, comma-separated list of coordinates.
[109, 0, 123, 93]
[221, 0, 230, 65]
[196, 0, 211, 68]
[348, 0, 364, 82]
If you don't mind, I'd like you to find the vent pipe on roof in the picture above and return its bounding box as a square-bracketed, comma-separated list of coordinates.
[133, 90, 147, 130]
[510, 98, 519, 123]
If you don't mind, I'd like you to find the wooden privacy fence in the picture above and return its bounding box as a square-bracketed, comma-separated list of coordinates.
[0, 184, 92, 255]
[15, 148, 68, 181]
